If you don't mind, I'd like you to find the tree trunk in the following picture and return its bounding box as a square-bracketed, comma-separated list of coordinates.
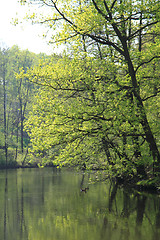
[15, 119, 19, 161]
[123, 44, 160, 169]
[20, 97, 24, 154]
[102, 137, 112, 164]
[132, 134, 146, 177]
[107, 6, 160, 169]
[2, 58, 8, 166]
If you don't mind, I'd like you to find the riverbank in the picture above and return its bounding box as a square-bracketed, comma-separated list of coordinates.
[0, 158, 160, 194]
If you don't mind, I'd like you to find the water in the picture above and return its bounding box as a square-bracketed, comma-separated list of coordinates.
[0, 168, 160, 240]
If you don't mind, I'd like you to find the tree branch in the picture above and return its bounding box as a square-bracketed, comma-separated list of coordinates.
[135, 56, 160, 72]
[128, 21, 159, 41]
[110, 0, 117, 10]
[142, 91, 160, 101]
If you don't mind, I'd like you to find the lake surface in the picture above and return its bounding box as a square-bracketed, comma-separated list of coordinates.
[0, 168, 160, 240]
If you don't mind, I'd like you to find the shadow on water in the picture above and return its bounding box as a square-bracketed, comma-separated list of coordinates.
[0, 168, 160, 240]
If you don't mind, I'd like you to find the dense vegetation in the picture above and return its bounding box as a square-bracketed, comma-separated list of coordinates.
[0, 45, 51, 167]
[1, 0, 160, 188]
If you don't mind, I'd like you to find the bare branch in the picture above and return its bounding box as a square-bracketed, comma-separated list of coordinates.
[49, 33, 79, 44]
[135, 56, 160, 72]
[103, 0, 112, 20]
[50, 0, 78, 31]
[142, 91, 160, 101]
[39, 17, 63, 24]
[92, 0, 110, 21]
[128, 21, 158, 41]
[110, 0, 117, 10]
[85, 34, 125, 55]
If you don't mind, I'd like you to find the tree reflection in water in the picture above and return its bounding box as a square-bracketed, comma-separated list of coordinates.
[0, 168, 160, 240]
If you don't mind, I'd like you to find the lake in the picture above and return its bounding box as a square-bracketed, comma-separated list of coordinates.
[0, 168, 160, 240]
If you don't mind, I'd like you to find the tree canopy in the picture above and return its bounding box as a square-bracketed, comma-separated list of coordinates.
[17, 0, 160, 183]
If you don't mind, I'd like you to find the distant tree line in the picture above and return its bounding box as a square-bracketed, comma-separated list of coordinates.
[0, 45, 51, 167]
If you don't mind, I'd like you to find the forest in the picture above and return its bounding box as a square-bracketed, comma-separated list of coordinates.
[0, 0, 160, 189]
[0, 46, 50, 166]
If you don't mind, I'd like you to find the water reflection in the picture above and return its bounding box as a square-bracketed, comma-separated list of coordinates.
[0, 168, 160, 240]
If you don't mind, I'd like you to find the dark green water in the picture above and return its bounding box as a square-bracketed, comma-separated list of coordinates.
[0, 168, 160, 240]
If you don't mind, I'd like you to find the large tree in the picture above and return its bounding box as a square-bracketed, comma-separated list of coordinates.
[21, 0, 160, 177]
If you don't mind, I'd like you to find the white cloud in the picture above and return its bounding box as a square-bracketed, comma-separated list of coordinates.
[0, 0, 55, 54]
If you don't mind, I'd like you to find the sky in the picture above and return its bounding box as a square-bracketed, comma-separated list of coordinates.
[0, 0, 55, 54]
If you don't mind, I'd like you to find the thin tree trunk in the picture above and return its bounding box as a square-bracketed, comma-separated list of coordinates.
[22, 147, 28, 166]
[20, 97, 24, 154]
[18, 78, 24, 154]
[102, 137, 112, 165]
[2, 59, 8, 166]
[15, 120, 19, 161]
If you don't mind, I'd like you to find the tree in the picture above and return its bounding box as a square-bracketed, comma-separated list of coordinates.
[0, 45, 42, 167]
[21, 0, 160, 178]
[7, 46, 41, 159]
[0, 48, 9, 165]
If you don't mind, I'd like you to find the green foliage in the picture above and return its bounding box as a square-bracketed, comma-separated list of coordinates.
[0, 45, 55, 167]
[0, 148, 17, 169]
[16, 0, 160, 184]
[22, 53, 155, 171]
